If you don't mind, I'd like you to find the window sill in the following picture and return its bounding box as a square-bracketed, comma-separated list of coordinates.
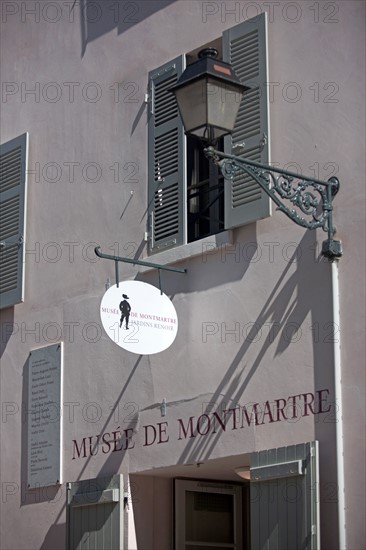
[139, 230, 234, 273]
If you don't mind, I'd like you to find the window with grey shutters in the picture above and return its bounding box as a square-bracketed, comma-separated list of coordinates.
[223, 14, 271, 229]
[67, 475, 124, 550]
[147, 14, 270, 255]
[250, 441, 320, 550]
[148, 56, 186, 254]
[0, 133, 28, 309]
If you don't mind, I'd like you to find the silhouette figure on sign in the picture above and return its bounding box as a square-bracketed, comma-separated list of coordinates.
[119, 294, 131, 329]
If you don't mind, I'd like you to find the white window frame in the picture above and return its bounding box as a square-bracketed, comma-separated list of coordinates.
[175, 478, 243, 550]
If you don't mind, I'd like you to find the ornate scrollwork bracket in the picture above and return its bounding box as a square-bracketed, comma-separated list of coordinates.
[204, 146, 342, 260]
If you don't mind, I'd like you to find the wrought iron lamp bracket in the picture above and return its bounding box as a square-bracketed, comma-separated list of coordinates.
[204, 146, 342, 260]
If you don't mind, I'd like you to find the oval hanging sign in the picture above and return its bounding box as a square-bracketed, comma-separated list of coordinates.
[100, 281, 178, 355]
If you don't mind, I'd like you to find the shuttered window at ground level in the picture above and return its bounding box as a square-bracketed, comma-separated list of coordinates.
[67, 475, 124, 550]
[174, 441, 319, 550]
[250, 441, 320, 550]
[0, 133, 28, 309]
[147, 14, 270, 254]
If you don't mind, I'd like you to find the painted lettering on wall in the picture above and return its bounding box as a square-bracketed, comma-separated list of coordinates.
[71, 388, 332, 459]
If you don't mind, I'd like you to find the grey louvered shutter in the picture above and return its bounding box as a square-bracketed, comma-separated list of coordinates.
[250, 441, 320, 550]
[147, 56, 186, 253]
[67, 475, 123, 550]
[223, 14, 271, 229]
[0, 133, 28, 309]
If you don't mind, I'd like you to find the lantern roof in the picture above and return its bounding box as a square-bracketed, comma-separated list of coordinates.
[170, 48, 249, 94]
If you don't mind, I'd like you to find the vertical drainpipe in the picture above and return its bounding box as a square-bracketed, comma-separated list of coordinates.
[332, 260, 346, 548]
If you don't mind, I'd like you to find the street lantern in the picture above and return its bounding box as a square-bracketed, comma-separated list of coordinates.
[170, 48, 249, 143]
[169, 48, 342, 260]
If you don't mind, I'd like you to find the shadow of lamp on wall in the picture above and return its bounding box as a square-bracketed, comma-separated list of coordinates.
[169, 48, 342, 261]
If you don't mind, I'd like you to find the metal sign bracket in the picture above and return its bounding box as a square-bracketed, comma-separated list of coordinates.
[95, 246, 186, 293]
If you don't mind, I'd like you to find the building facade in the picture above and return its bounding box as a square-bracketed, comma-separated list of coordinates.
[0, 1, 365, 549]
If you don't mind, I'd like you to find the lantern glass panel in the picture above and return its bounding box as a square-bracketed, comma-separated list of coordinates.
[174, 79, 207, 134]
[206, 77, 242, 134]
[174, 76, 243, 141]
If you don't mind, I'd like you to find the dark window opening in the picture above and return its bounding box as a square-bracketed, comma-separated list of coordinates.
[187, 135, 225, 242]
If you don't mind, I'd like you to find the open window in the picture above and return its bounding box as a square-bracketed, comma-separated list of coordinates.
[187, 135, 225, 242]
[175, 479, 244, 549]
[147, 14, 271, 254]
